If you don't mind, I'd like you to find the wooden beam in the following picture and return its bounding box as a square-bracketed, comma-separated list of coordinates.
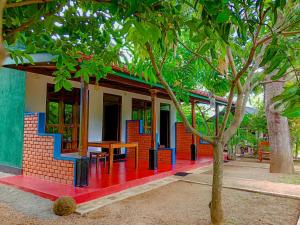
[191, 99, 197, 145]
[150, 89, 158, 149]
[79, 77, 89, 157]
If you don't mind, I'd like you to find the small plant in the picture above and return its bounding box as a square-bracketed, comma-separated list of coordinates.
[53, 196, 76, 216]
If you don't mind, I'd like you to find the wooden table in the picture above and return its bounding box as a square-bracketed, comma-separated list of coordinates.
[88, 141, 139, 174]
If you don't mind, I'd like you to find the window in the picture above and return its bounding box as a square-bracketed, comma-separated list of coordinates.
[132, 98, 152, 134]
[46, 84, 80, 151]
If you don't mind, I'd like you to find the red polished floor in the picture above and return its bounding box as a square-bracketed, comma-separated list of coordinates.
[0, 157, 212, 204]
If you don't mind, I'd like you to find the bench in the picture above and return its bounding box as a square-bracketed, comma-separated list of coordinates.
[258, 149, 270, 162]
[89, 147, 109, 167]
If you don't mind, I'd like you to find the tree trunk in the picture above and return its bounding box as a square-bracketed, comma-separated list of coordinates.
[210, 141, 224, 225]
[264, 81, 294, 174]
[295, 141, 299, 159]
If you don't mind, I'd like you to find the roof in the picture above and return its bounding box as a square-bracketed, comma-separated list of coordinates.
[3, 53, 229, 105]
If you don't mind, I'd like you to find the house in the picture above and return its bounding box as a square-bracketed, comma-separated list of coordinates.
[0, 53, 227, 196]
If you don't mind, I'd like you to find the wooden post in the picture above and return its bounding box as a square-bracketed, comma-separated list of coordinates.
[215, 103, 219, 136]
[79, 77, 89, 157]
[58, 100, 64, 134]
[191, 99, 197, 161]
[72, 99, 79, 150]
[191, 99, 197, 145]
[149, 89, 158, 170]
[150, 89, 158, 149]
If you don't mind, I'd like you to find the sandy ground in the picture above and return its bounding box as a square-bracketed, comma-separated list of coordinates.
[0, 159, 299, 225]
[0, 181, 299, 225]
[213, 160, 300, 184]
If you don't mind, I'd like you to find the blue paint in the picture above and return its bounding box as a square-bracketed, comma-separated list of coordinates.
[200, 138, 209, 144]
[26, 112, 77, 186]
[126, 120, 149, 136]
[156, 133, 159, 149]
[139, 120, 144, 134]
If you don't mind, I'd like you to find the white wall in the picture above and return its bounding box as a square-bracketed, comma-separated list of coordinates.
[25, 72, 177, 149]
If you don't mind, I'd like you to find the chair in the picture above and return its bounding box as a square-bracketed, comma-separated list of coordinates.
[88, 147, 108, 167]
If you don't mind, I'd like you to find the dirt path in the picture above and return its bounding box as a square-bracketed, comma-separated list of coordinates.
[0, 181, 299, 225]
[179, 160, 300, 197]
[0, 159, 299, 225]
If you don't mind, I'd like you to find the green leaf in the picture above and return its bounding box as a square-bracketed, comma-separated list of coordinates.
[83, 73, 90, 83]
[282, 106, 300, 118]
[63, 80, 73, 91]
[199, 42, 211, 54]
[271, 63, 289, 80]
[264, 54, 286, 74]
[74, 70, 82, 78]
[24, 54, 34, 65]
[216, 11, 230, 23]
[54, 81, 63, 92]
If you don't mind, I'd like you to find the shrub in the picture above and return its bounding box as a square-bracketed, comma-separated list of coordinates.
[53, 196, 76, 216]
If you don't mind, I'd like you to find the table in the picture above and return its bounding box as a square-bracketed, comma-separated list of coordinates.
[88, 141, 139, 174]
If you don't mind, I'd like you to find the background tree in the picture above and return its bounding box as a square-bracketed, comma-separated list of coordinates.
[261, 7, 299, 173]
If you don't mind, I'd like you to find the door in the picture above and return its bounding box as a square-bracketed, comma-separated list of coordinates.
[160, 103, 170, 148]
[102, 93, 122, 142]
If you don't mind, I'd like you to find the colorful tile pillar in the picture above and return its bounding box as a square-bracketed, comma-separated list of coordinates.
[0, 68, 26, 174]
[190, 99, 197, 161]
[149, 89, 158, 170]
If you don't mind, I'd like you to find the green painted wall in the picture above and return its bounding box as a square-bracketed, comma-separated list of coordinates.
[0, 68, 26, 169]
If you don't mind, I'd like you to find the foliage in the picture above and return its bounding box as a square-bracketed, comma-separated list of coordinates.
[273, 80, 300, 118]
[234, 100, 267, 148]
[3, 0, 121, 91]
[2, 1, 300, 224]
[290, 119, 300, 158]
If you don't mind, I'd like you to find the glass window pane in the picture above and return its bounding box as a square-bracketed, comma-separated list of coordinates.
[48, 102, 59, 124]
[132, 98, 152, 133]
[64, 104, 73, 124]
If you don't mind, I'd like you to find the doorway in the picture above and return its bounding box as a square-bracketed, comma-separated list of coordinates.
[102, 93, 122, 142]
[160, 103, 170, 148]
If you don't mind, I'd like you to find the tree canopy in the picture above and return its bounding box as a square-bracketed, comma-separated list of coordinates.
[2, 1, 300, 224]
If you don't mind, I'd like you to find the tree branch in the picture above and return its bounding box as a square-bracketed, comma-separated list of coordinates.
[282, 30, 300, 36]
[257, 19, 300, 47]
[5, 0, 52, 8]
[160, 48, 169, 71]
[223, 85, 250, 144]
[196, 104, 212, 136]
[145, 42, 214, 144]
[226, 46, 243, 93]
[231, 7, 268, 85]
[218, 84, 235, 139]
[177, 37, 224, 75]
